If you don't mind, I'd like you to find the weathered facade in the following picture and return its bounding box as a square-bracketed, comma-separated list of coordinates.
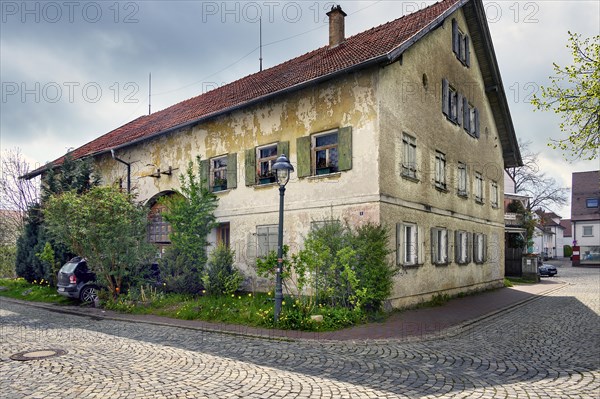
[27, 0, 521, 308]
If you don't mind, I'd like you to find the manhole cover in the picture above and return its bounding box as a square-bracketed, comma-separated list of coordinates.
[10, 349, 67, 361]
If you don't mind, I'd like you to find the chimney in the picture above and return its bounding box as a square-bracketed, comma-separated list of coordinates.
[326, 5, 347, 48]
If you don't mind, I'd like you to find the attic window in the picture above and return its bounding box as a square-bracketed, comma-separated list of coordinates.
[586, 198, 599, 208]
[452, 19, 470, 67]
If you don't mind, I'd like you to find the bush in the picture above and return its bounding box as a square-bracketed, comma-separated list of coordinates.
[563, 245, 573, 257]
[0, 245, 16, 278]
[159, 247, 203, 295]
[202, 244, 243, 296]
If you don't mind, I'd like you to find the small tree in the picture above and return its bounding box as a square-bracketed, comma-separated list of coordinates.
[160, 156, 218, 292]
[202, 244, 243, 296]
[44, 186, 154, 297]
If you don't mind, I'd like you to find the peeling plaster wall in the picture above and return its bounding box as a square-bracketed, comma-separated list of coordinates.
[378, 9, 506, 307]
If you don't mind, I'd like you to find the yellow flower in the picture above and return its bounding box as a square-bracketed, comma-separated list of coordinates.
[248, 293, 252, 297]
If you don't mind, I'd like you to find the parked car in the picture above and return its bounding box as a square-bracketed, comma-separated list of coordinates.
[56, 257, 99, 302]
[538, 263, 557, 277]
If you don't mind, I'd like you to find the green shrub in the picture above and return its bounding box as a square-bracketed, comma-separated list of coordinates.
[0, 245, 16, 278]
[159, 247, 203, 295]
[563, 245, 573, 257]
[202, 244, 243, 296]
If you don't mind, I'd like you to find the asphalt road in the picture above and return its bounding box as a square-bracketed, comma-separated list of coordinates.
[1, 263, 599, 398]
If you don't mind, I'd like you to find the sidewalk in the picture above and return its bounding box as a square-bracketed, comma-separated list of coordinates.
[2, 278, 566, 342]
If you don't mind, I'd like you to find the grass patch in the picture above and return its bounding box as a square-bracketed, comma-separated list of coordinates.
[506, 276, 537, 285]
[0, 278, 72, 304]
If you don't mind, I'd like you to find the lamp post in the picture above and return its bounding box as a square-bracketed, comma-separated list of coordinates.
[272, 154, 294, 323]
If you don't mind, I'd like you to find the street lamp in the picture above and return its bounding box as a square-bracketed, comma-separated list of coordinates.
[272, 154, 294, 323]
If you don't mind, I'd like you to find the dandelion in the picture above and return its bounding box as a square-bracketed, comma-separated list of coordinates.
[248, 293, 252, 297]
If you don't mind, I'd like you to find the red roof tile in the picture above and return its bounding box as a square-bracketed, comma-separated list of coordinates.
[29, 0, 462, 177]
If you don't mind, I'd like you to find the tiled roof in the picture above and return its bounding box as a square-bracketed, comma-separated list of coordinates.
[560, 219, 572, 237]
[26, 0, 463, 178]
[571, 170, 600, 221]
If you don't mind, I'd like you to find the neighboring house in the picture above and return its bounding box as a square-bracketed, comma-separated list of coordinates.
[0, 209, 23, 246]
[533, 210, 564, 259]
[560, 219, 572, 251]
[571, 171, 600, 265]
[24, 0, 521, 308]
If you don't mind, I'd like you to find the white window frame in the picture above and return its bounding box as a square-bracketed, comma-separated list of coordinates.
[455, 230, 470, 264]
[402, 133, 417, 179]
[431, 227, 449, 265]
[582, 226, 594, 237]
[257, 225, 279, 258]
[474, 233, 486, 264]
[435, 151, 446, 190]
[397, 222, 419, 266]
[256, 143, 278, 184]
[312, 130, 339, 174]
[491, 181, 499, 208]
[475, 172, 484, 203]
[210, 155, 228, 191]
[457, 162, 468, 197]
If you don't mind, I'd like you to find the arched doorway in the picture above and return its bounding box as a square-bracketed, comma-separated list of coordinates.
[146, 191, 178, 258]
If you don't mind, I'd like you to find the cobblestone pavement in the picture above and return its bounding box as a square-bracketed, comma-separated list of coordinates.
[1, 264, 598, 398]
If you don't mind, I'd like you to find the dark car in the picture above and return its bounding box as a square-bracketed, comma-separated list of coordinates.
[538, 263, 557, 277]
[57, 257, 99, 302]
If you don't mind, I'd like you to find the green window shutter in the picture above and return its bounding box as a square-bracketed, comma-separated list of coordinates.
[245, 148, 256, 186]
[452, 19, 459, 55]
[200, 159, 210, 189]
[338, 126, 352, 171]
[296, 136, 311, 178]
[227, 153, 237, 189]
[277, 141, 290, 157]
[457, 93, 464, 127]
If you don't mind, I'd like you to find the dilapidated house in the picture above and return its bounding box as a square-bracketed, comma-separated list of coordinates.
[26, 0, 521, 308]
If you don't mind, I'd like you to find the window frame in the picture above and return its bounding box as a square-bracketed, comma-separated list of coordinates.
[473, 233, 487, 264]
[397, 222, 419, 266]
[490, 181, 499, 208]
[452, 18, 471, 67]
[312, 130, 339, 175]
[256, 143, 279, 185]
[431, 227, 449, 265]
[582, 226, 594, 237]
[475, 172, 484, 204]
[402, 133, 417, 179]
[455, 230, 470, 264]
[210, 155, 228, 192]
[256, 225, 279, 258]
[434, 151, 447, 190]
[457, 162, 468, 197]
[586, 198, 599, 208]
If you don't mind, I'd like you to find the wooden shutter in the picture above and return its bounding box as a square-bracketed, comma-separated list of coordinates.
[454, 230, 460, 263]
[483, 234, 488, 262]
[245, 148, 256, 186]
[452, 19, 459, 55]
[416, 226, 421, 265]
[463, 97, 469, 132]
[442, 79, 449, 116]
[338, 126, 352, 171]
[296, 136, 311, 178]
[465, 35, 471, 67]
[474, 108, 480, 138]
[431, 228, 437, 264]
[226, 153, 237, 189]
[396, 223, 402, 265]
[200, 159, 210, 189]
[444, 230, 449, 263]
[457, 93, 464, 127]
[467, 232, 472, 263]
[277, 141, 290, 157]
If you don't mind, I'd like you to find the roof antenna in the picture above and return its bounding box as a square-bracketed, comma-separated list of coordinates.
[148, 73, 152, 115]
[259, 17, 263, 72]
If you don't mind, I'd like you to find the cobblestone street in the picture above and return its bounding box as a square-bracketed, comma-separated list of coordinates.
[1, 263, 599, 398]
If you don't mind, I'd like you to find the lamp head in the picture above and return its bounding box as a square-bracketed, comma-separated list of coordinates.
[272, 154, 294, 187]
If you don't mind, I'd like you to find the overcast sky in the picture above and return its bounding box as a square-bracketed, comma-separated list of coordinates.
[1, 0, 599, 217]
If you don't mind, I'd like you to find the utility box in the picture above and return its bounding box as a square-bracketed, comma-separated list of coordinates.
[522, 255, 540, 282]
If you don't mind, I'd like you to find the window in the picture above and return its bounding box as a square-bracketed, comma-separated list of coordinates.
[473, 233, 487, 263]
[217, 223, 230, 248]
[256, 144, 278, 184]
[587, 198, 599, 208]
[443, 79, 479, 136]
[452, 19, 470, 66]
[491, 181, 499, 208]
[402, 133, 417, 179]
[435, 151, 446, 190]
[475, 172, 484, 203]
[245, 142, 288, 186]
[397, 222, 419, 266]
[257, 225, 278, 258]
[583, 226, 594, 237]
[296, 127, 352, 178]
[431, 227, 448, 265]
[204, 154, 237, 192]
[147, 202, 171, 244]
[455, 230, 470, 264]
[457, 162, 468, 197]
